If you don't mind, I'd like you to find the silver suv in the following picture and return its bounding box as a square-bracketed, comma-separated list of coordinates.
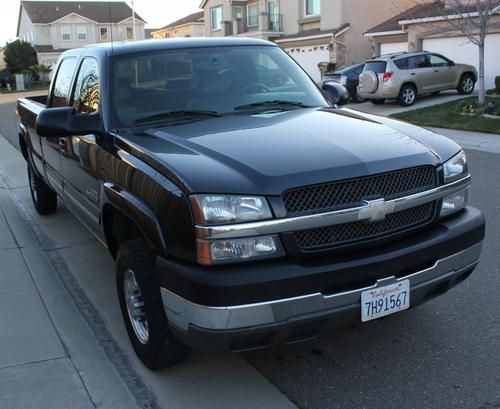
[358, 52, 477, 107]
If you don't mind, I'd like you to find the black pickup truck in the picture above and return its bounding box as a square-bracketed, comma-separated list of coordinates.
[17, 38, 485, 369]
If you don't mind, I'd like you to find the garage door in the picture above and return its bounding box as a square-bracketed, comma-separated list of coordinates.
[423, 34, 500, 89]
[284, 45, 330, 83]
[380, 42, 408, 55]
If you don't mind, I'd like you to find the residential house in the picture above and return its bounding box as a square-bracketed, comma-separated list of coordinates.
[200, 0, 416, 81]
[17, 1, 146, 70]
[151, 11, 205, 39]
[364, 0, 500, 89]
[0, 48, 6, 70]
[145, 28, 159, 39]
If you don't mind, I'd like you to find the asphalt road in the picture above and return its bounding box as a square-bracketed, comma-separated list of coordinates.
[1, 95, 499, 409]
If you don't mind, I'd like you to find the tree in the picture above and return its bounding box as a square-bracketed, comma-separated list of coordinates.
[406, 0, 500, 105]
[3, 40, 37, 74]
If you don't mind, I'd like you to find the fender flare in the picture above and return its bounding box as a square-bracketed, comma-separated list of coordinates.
[101, 182, 168, 255]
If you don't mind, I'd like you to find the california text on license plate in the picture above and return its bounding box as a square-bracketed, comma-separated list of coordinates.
[361, 280, 410, 322]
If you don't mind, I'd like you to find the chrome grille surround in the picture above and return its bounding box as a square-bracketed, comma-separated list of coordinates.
[282, 166, 437, 217]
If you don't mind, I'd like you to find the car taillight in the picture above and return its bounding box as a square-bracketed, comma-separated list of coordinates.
[383, 72, 394, 82]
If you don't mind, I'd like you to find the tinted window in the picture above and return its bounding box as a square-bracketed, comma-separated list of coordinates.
[430, 54, 449, 67]
[394, 58, 408, 70]
[353, 65, 365, 75]
[112, 46, 327, 126]
[51, 58, 77, 107]
[408, 55, 429, 69]
[364, 61, 387, 73]
[73, 58, 100, 113]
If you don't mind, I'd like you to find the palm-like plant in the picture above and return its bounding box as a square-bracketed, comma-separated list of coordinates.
[31, 64, 52, 84]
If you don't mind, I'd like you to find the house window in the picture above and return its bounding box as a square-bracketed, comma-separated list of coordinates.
[126, 27, 134, 40]
[61, 26, 71, 41]
[77, 26, 87, 41]
[247, 3, 259, 28]
[99, 27, 108, 41]
[305, 0, 320, 16]
[232, 6, 243, 19]
[210, 7, 222, 31]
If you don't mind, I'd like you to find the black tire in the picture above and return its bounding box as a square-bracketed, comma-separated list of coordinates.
[27, 162, 57, 215]
[352, 90, 365, 103]
[116, 239, 190, 369]
[432, 91, 441, 95]
[370, 99, 385, 105]
[398, 84, 417, 107]
[457, 73, 475, 95]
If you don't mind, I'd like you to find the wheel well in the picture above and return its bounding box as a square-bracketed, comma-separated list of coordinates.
[400, 82, 417, 94]
[18, 134, 29, 161]
[102, 204, 144, 259]
[462, 71, 476, 82]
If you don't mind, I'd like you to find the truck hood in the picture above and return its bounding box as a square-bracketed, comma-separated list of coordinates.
[117, 107, 461, 195]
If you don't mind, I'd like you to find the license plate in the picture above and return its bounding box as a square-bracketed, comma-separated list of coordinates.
[361, 280, 410, 322]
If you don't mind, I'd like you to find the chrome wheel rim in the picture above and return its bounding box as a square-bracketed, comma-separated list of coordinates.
[463, 78, 473, 93]
[123, 269, 149, 344]
[29, 167, 38, 203]
[403, 88, 415, 105]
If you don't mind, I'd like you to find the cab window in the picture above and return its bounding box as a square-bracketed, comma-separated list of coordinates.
[430, 54, 450, 67]
[50, 58, 77, 107]
[72, 58, 100, 113]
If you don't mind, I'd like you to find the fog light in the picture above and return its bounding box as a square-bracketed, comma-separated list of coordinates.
[440, 188, 469, 218]
[197, 236, 283, 265]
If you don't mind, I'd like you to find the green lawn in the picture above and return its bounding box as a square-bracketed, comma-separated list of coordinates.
[391, 96, 500, 135]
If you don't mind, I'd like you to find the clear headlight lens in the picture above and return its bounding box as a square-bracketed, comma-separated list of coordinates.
[340, 75, 347, 85]
[197, 236, 283, 265]
[190, 195, 272, 225]
[443, 150, 468, 183]
[440, 188, 470, 218]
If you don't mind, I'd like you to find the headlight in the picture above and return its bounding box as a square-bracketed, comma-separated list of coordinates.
[190, 195, 272, 225]
[340, 75, 347, 85]
[443, 150, 468, 183]
[197, 235, 283, 265]
[440, 188, 469, 218]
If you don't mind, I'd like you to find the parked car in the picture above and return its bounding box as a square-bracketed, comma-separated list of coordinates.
[323, 63, 365, 102]
[17, 38, 484, 369]
[358, 51, 477, 106]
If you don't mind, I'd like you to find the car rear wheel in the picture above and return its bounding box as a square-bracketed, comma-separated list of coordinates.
[116, 239, 190, 369]
[27, 162, 57, 215]
[458, 74, 475, 95]
[398, 84, 417, 107]
[370, 99, 385, 105]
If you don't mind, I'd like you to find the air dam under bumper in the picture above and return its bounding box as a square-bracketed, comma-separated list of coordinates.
[160, 210, 484, 352]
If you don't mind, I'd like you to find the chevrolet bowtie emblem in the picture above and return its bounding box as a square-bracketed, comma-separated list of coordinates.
[358, 198, 396, 222]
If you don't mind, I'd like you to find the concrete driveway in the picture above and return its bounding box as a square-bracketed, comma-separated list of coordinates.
[347, 90, 472, 116]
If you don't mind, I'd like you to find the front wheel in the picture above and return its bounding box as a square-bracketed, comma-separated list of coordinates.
[458, 74, 475, 95]
[398, 84, 417, 107]
[27, 162, 57, 215]
[116, 239, 190, 369]
[352, 90, 365, 103]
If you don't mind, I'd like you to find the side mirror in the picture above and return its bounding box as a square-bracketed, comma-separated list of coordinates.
[36, 107, 102, 138]
[448, 60, 455, 67]
[322, 81, 350, 106]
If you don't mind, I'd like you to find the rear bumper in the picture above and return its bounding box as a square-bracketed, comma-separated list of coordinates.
[358, 83, 400, 99]
[159, 207, 485, 352]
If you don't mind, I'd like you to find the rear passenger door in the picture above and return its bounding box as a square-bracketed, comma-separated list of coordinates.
[407, 54, 435, 93]
[60, 57, 101, 235]
[41, 57, 78, 195]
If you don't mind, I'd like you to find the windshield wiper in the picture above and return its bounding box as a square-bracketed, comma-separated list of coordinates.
[233, 100, 312, 111]
[133, 110, 222, 124]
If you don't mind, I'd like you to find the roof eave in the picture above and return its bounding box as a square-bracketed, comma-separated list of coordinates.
[364, 29, 406, 38]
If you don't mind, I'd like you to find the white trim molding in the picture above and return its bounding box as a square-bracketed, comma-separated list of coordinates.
[364, 29, 406, 38]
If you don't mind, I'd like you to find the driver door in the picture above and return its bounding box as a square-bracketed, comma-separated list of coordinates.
[60, 57, 102, 236]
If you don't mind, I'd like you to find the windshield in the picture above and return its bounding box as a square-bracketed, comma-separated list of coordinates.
[111, 45, 328, 126]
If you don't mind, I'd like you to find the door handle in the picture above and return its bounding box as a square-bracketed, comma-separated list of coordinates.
[410, 72, 416, 76]
[58, 138, 67, 149]
[434, 70, 440, 73]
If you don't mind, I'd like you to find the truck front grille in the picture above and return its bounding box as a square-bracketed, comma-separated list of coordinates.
[282, 166, 437, 216]
[294, 202, 436, 251]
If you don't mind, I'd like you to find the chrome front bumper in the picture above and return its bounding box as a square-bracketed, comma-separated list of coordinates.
[161, 242, 482, 332]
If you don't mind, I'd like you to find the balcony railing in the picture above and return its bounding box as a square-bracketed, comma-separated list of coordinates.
[231, 13, 283, 35]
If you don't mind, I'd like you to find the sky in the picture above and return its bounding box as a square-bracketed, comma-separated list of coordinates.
[0, 0, 202, 45]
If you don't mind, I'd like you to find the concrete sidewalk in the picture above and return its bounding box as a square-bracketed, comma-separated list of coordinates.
[0, 133, 296, 409]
